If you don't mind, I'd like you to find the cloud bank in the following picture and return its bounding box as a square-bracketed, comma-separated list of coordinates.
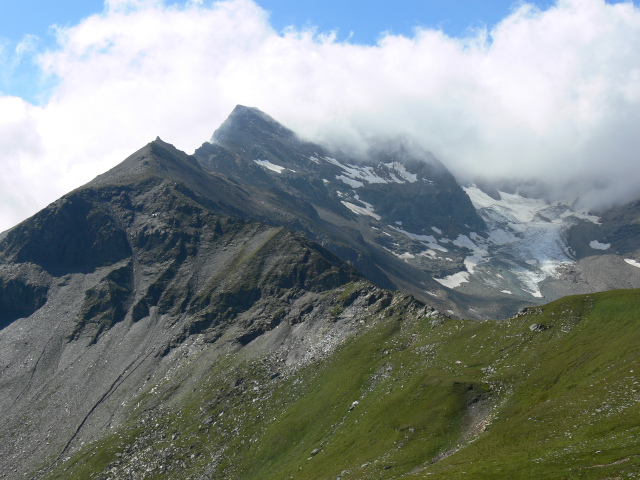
[1, 0, 639, 231]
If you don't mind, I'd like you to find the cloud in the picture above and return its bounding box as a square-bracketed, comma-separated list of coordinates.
[0, 96, 45, 228]
[15, 34, 40, 58]
[1, 0, 639, 231]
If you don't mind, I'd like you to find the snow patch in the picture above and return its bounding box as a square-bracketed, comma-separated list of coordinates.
[392, 227, 437, 244]
[341, 201, 381, 220]
[325, 156, 388, 184]
[487, 228, 516, 245]
[254, 159, 288, 173]
[336, 175, 364, 188]
[501, 290, 512, 295]
[452, 234, 488, 274]
[625, 259, 640, 269]
[560, 209, 601, 225]
[384, 162, 418, 183]
[464, 186, 547, 223]
[452, 234, 477, 250]
[391, 226, 448, 253]
[325, 157, 419, 186]
[434, 271, 470, 289]
[589, 240, 611, 250]
[389, 173, 403, 183]
[323, 156, 342, 167]
[461, 184, 591, 297]
[431, 226, 442, 235]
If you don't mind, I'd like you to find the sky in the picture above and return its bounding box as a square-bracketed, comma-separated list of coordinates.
[0, 0, 639, 232]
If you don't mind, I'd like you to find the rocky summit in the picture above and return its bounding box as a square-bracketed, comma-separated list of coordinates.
[0, 106, 640, 479]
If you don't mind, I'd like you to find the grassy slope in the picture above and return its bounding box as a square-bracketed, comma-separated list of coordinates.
[418, 288, 640, 479]
[47, 288, 640, 479]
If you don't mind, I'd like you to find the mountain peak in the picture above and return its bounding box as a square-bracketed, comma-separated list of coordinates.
[87, 137, 204, 189]
[210, 104, 298, 149]
[227, 104, 273, 122]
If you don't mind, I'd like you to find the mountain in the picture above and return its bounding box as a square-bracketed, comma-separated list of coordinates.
[193, 106, 640, 318]
[194, 106, 522, 319]
[1, 105, 640, 479]
[0, 134, 449, 478]
[3, 106, 640, 324]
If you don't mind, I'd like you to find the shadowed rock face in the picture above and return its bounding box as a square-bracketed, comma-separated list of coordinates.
[0, 193, 131, 274]
[70, 262, 134, 343]
[0, 263, 50, 328]
[0, 138, 366, 340]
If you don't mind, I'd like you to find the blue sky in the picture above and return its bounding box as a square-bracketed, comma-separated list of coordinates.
[0, 1, 103, 43]
[257, 0, 559, 42]
[0, 0, 639, 231]
[3, 1, 557, 45]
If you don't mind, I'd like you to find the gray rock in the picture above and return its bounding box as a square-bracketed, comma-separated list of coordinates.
[529, 323, 548, 332]
[202, 416, 214, 426]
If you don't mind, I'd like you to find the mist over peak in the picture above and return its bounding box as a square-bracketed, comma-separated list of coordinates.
[459, 173, 640, 214]
[296, 116, 640, 213]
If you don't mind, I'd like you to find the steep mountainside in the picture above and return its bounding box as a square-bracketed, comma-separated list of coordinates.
[442, 185, 640, 306]
[540, 198, 640, 300]
[0, 140, 408, 478]
[3, 106, 639, 326]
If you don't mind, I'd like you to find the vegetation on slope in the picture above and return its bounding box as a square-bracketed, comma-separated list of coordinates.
[45, 288, 640, 479]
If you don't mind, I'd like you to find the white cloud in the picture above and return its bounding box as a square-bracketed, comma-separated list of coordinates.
[1, 0, 639, 232]
[15, 34, 40, 58]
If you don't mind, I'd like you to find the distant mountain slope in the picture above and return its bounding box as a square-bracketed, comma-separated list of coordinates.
[194, 106, 517, 318]
[444, 185, 640, 306]
[198, 105, 484, 237]
[568, 198, 640, 258]
[43, 288, 640, 480]
[192, 105, 640, 318]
